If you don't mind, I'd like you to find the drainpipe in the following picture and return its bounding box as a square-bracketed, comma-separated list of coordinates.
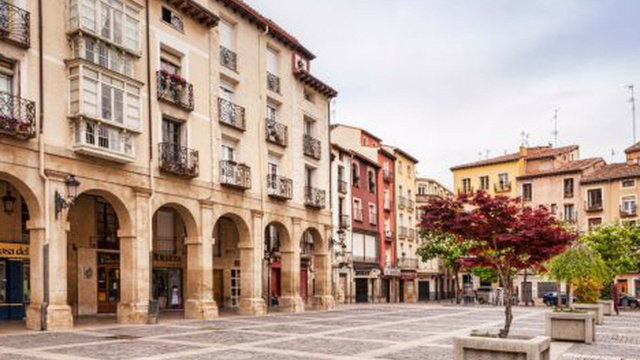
[145, 0, 158, 323]
[258, 24, 269, 214]
[36, 0, 50, 331]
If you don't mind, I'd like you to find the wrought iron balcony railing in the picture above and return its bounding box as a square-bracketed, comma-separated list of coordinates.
[158, 142, 199, 178]
[339, 214, 350, 229]
[0, 0, 30, 48]
[220, 160, 251, 190]
[154, 236, 185, 255]
[0, 91, 36, 140]
[620, 204, 638, 218]
[353, 255, 378, 264]
[383, 170, 393, 182]
[218, 98, 246, 131]
[156, 71, 194, 111]
[398, 196, 407, 209]
[304, 186, 326, 209]
[407, 199, 415, 211]
[564, 190, 574, 199]
[267, 174, 292, 200]
[265, 118, 287, 146]
[220, 46, 237, 71]
[494, 182, 512, 193]
[338, 180, 348, 195]
[303, 134, 322, 160]
[585, 201, 603, 213]
[397, 258, 419, 269]
[266, 72, 280, 93]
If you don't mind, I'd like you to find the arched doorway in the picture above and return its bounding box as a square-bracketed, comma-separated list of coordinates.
[212, 215, 243, 311]
[67, 191, 130, 320]
[0, 180, 33, 322]
[151, 206, 189, 315]
[300, 228, 324, 305]
[264, 222, 289, 311]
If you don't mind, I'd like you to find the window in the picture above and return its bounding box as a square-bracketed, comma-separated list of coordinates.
[160, 48, 182, 76]
[70, 0, 140, 52]
[383, 190, 390, 208]
[304, 90, 314, 103]
[369, 203, 377, 225]
[266, 47, 278, 76]
[68, 65, 141, 130]
[550, 204, 557, 215]
[161, 7, 183, 32]
[367, 169, 376, 193]
[304, 118, 314, 136]
[564, 178, 574, 198]
[462, 178, 471, 193]
[498, 173, 509, 187]
[266, 103, 277, 121]
[353, 198, 363, 222]
[622, 179, 636, 188]
[352, 163, 360, 187]
[0, 59, 14, 96]
[305, 166, 314, 187]
[479, 176, 489, 191]
[162, 118, 182, 146]
[418, 185, 426, 195]
[622, 196, 637, 214]
[587, 189, 603, 210]
[219, 20, 234, 50]
[522, 183, 532, 202]
[564, 204, 575, 222]
[398, 161, 403, 174]
[588, 218, 602, 230]
[398, 185, 403, 198]
[221, 140, 235, 162]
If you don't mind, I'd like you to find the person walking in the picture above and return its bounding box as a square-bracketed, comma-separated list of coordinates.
[612, 283, 620, 316]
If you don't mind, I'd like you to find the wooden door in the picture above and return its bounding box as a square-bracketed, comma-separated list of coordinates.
[213, 269, 223, 307]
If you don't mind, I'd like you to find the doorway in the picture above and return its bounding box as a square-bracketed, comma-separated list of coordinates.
[418, 281, 430, 302]
[355, 278, 368, 303]
[399, 279, 405, 303]
[97, 252, 120, 314]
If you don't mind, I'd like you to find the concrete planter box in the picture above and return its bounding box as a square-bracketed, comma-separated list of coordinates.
[573, 303, 605, 325]
[545, 311, 595, 344]
[453, 335, 550, 360]
[597, 300, 615, 316]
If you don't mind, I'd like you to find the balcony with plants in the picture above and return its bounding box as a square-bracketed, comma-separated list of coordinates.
[0, 91, 36, 140]
[158, 142, 199, 178]
[267, 174, 292, 200]
[220, 160, 251, 190]
[0, 0, 30, 48]
[218, 97, 246, 131]
[157, 70, 194, 112]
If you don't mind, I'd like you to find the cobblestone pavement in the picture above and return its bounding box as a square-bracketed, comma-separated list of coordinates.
[0, 304, 639, 359]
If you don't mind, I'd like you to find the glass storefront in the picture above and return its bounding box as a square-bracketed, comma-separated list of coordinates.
[153, 268, 183, 310]
[0, 258, 29, 320]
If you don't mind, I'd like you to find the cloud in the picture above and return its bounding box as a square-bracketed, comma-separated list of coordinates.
[247, 0, 640, 187]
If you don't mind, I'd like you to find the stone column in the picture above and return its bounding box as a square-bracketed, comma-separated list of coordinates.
[45, 171, 73, 330]
[312, 225, 336, 311]
[238, 210, 266, 315]
[280, 217, 304, 313]
[25, 220, 45, 330]
[184, 200, 217, 319]
[117, 188, 150, 324]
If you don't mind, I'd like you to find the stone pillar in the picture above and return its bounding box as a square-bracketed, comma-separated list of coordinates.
[238, 210, 266, 315]
[184, 201, 217, 319]
[25, 220, 45, 330]
[280, 217, 304, 313]
[312, 225, 335, 310]
[117, 188, 150, 324]
[44, 171, 74, 330]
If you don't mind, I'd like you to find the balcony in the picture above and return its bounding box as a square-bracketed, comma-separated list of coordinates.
[304, 186, 326, 209]
[0, 91, 36, 140]
[156, 71, 194, 112]
[158, 142, 199, 178]
[73, 119, 134, 163]
[383, 170, 393, 182]
[398, 196, 407, 210]
[399, 226, 415, 240]
[353, 209, 363, 222]
[339, 215, 350, 229]
[265, 118, 287, 146]
[220, 160, 251, 190]
[303, 134, 322, 160]
[353, 255, 378, 264]
[220, 46, 237, 71]
[620, 204, 638, 218]
[494, 182, 512, 193]
[397, 258, 419, 270]
[458, 187, 475, 196]
[385, 229, 394, 240]
[384, 200, 392, 211]
[0, 1, 30, 48]
[563, 213, 577, 224]
[564, 190, 574, 199]
[338, 180, 348, 195]
[267, 174, 292, 200]
[585, 202, 603, 213]
[370, 212, 377, 225]
[218, 98, 246, 131]
[266, 72, 280, 93]
[407, 199, 415, 211]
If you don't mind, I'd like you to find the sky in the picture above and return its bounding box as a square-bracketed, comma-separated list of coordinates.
[247, 0, 640, 188]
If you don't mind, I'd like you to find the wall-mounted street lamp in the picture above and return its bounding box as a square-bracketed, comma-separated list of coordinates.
[55, 175, 81, 219]
[2, 189, 16, 215]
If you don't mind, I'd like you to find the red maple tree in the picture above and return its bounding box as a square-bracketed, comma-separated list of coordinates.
[420, 191, 575, 338]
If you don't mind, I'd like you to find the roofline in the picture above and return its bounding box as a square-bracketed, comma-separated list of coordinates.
[387, 146, 419, 164]
[379, 148, 397, 160]
[331, 123, 382, 142]
[517, 158, 605, 180]
[294, 70, 337, 98]
[416, 177, 453, 194]
[167, 0, 220, 28]
[352, 151, 380, 168]
[450, 157, 520, 171]
[581, 173, 640, 185]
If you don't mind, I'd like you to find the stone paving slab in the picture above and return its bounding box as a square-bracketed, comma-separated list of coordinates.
[375, 345, 453, 360]
[89, 324, 196, 338]
[0, 332, 112, 349]
[163, 349, 323, 360]
[166, 329, 284, 345]
[257, 336, 389, 356]
[46, 340, 201, 360]
[237, 323, 333, 334]
[324, 328, 430, 342]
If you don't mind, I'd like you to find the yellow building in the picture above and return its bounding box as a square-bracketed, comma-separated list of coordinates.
[0, 0, 336, 330]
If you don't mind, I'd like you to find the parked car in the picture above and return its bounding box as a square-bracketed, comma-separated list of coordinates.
[619, 294, 639, 309]
[542, 291, 577, 306]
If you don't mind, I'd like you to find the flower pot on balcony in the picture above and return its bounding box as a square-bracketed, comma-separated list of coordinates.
[453, 334, 550, 360]
[597, 300, 615, 316]
[572, 303, 605, 325]
[544, 311, 595, 344]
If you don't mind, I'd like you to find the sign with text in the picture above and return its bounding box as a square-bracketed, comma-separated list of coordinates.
[0, 243, 29, 259]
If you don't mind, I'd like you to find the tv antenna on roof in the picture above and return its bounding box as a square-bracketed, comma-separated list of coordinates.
[610, 148, 616, 162]
[626, 84, 637, 143]
[520, 131, 530, 147]
[551, 109, 559, 146]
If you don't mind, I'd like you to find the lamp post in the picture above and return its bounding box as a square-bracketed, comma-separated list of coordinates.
[54, 175, 81, 219]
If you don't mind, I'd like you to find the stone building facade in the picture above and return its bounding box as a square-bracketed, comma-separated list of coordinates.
[0, 0, 336, 330]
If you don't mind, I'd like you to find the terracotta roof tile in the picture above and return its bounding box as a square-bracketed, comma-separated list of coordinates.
[580, 163, 640, 184]
[450, 145, 578, 171]
[518, 158, 604, 179]
[625, 141, 640, 154]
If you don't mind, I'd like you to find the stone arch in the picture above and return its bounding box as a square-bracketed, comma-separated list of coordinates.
[300, 226, 324, 253]
[264, 220, 291, 253]
[71, 187, 134, 238]
[151, 199, 200, 242]
[213, 212, 251, 246]
[0, 170, 42, 222]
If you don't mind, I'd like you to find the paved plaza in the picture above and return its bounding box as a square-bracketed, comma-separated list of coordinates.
[0, 305, 639, 360]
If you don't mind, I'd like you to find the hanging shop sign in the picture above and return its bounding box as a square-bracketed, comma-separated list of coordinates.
[153, 252, 183, 267]
[0, 242, 29, 259]
[383, 268, 401, 277]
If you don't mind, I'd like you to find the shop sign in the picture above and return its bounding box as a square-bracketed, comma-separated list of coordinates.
[383, 268, 401, 277]
[0, 243, 29, 259]
[338, 268, 350, 275]
[153, 252, 182, 267]
[401, 273, 417, 280]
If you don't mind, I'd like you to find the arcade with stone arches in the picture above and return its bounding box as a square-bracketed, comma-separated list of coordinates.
[0, 169, 334, 330]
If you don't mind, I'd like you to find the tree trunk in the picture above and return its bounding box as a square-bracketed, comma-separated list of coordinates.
[454, 269, 460, 304]
[567, 281, 573, 309]
[499, 276, 514, 338]
[523, 269, 528, 307]
[556, 282, 562, 309]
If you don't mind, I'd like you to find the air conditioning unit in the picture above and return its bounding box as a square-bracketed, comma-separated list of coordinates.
[292, 52, 309, 74]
